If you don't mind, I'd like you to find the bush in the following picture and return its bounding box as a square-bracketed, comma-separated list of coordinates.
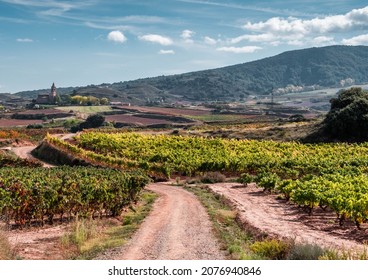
[200, 172, 226, 184]
[256, 172, 280, 192]
[237, 173, 256, 187]
[250, 239, 290, 260]
[26, 124, 43, 129]
[0, 230, 14, 260]
[70, 114, 105, 132]
[322, 87, 368, 141]
[287, 243, 326, 260]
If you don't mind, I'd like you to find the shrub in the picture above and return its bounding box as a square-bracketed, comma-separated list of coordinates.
[0, 229, 14, 260]
[256, 172, 280, 192]
[70, 114, 105, 132]
[237, 173, 256, 187]
[287, 243, 326, 260]
[200, 172, 226, 184]
[250, 239, 290, 260]
[322, 87, 368, 141]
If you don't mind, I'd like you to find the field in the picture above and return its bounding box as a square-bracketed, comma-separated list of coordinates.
[105, 114, 174, 126]
[56, 106, 114, 114]
[44, 131, 368, 231]
[0, 119, 43, 127]
[2, 101, 368, 260]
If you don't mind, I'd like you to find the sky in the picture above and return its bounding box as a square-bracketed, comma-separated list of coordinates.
[1, 0, 368, 93]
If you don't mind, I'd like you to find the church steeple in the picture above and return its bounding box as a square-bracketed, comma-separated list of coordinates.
[50, 82, 57, 103]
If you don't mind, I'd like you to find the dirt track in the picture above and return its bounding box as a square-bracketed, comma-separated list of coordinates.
[11, 146, 54, 168]
[209, 183, 367, 254]
[97, 183, 226, 260]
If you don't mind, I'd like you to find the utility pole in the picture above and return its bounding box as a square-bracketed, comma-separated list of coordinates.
[270, 88, 274, 111]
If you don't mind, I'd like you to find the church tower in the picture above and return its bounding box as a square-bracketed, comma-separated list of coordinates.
[50, 82, 57, 103]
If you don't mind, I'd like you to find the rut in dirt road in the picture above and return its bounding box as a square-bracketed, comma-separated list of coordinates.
[99, 183, 226, 260]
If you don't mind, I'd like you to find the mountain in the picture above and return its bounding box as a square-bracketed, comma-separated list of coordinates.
[16, 45, 368, 103]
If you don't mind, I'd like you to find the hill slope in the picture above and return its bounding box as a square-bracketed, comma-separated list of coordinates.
[16, 45, 368, 103]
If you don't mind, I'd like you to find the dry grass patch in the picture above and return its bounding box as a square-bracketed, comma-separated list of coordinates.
[0, 229, 14, 260]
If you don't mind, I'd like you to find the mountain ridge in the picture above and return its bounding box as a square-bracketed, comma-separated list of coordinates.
[14, 45, 368, 104]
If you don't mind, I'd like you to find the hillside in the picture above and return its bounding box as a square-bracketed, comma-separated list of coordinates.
[15, 45, 368, 103]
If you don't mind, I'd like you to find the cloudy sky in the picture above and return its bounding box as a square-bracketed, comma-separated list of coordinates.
[1, 0, 368, 93]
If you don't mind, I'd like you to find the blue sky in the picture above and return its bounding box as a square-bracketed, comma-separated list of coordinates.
[1, 0, 368, 93]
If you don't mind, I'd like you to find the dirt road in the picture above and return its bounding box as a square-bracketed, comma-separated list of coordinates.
[11, 146, 55, 168]
[98, 183, 226, 260]
[209, 183, 367, 254]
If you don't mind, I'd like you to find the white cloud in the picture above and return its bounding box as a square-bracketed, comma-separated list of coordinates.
[107, 31, 127, 43]
[313, 36, 336, 46]
[243, 6, 368, 36]
[2, 0, 93, 14]
[181, 29, 195, 44]
[139, 34, 173, 46]
[230, 33, 276, 44]
[181, 29, 194, 39]
[287, 40, 304, 46]
[204, 36, 217, 45]
[217, 46, 262, 54]
[228, 6, 368, 47]
[16, 38, 33, 43]
[159, 49, 175, 55]
[342, 34, 368, 45]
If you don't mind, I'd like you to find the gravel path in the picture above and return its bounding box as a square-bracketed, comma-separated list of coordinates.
[97, 183, 226, 260]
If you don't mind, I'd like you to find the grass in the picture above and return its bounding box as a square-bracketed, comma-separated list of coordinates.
[56, 106, 114, 114]
[0, 229, 14, 260]
[60, 191, 157, 259]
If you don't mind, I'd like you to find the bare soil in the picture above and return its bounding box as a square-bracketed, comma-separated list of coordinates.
[11, 146, 55, 168]
[6, 224, 69, 260]
[97, 183, 226, 260]
[209, 183, 368, 254]
[0, 119, 43, 127]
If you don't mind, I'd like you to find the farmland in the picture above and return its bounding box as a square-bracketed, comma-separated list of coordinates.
[1, 97, 368, 260]
[45, 131, 368, 231]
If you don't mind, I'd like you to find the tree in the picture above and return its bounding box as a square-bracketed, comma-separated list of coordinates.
[100, 98, 109, 105]
[322, 87, 368, 141]
[70, 114, 105, 132]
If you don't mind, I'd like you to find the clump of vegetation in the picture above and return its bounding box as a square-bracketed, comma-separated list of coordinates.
[250, 239, 291, 260]
[26, 123, 44, 129]
[200, 172, 226, 184]
[237, 173, 256, 187]
[287, 243, 326, 260]
[321, 87, 368, 141]
[70, 95, 109, 106]
[71, 114, 105, 132]
[0, 229, 14, 260]
[61, 217, 99, 251]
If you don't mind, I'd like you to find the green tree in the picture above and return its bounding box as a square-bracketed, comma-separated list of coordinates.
[323, 87, 368, 141]
[100, 98, 109, 105]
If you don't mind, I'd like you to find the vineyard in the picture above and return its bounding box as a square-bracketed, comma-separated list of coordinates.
[46, 132, 368, 229]
[0, 166, 149, 226]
